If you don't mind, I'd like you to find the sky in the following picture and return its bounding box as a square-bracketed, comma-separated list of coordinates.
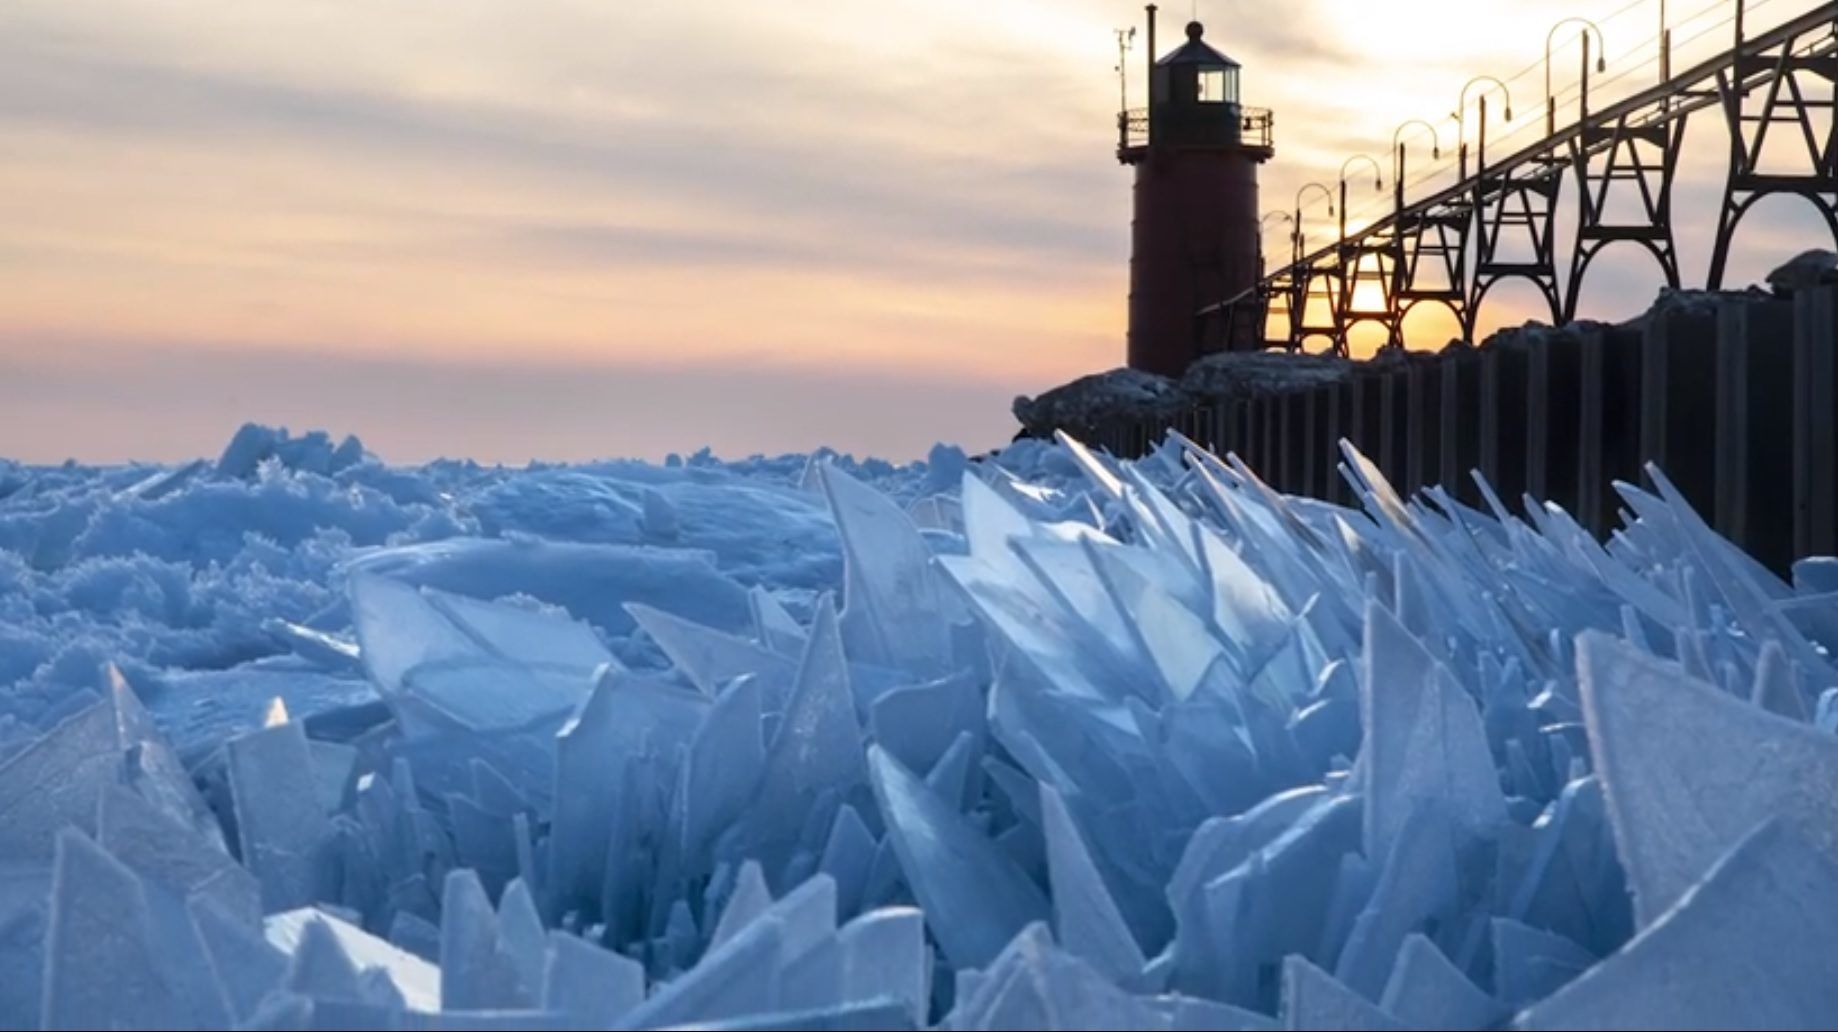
[1, 0, 1831, 464]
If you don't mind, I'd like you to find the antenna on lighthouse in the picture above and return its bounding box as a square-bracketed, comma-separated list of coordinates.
[1114, 26, 1137, 115]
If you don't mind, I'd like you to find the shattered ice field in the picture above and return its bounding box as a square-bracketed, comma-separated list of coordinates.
[4, 423, 1838, 1030]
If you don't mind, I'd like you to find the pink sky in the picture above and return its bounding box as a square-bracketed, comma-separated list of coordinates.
[1, 0, 1828, 464]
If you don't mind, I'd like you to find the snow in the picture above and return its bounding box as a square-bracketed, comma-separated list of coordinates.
[5, 420, 1838, 1028]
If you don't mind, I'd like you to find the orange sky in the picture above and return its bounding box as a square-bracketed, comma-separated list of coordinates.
[1, 0, 1829, 463]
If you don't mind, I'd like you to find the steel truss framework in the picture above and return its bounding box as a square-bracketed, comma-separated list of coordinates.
[1197, 3, 1838, 356]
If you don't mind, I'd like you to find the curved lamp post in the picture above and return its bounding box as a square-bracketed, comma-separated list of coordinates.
[1293, 182, 1335, 266]
[1391, 119, 1442, 211]
[1338, 154, 1384, 243]
[1451, 76, 1513, 180]
[1546, 17, 1608, 133]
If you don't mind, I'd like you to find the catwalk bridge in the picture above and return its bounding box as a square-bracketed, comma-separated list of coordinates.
[1200, 0, 1838, 355]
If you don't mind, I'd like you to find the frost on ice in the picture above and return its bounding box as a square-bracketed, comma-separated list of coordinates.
[3, 422, 1838, 1027]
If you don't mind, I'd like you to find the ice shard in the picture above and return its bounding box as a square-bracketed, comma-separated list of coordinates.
[1518, 820, 1838, 1029]
[1577, 631, 1838, 926]
[227, 701, 332, 912]
[542, 929, 645, 1029]
[1377, 934, 1502, 1031]
[1040, 782, 1146, 984]
[820, 463, 955, 677]
[1359, 601, 1508, 861]
[867, 745, 1048, 969]
[1279, 955, 1405, 1031]
[41, 829, 192, 1031]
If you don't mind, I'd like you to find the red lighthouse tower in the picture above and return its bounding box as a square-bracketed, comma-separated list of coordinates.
[1119, 8, 1274, 377]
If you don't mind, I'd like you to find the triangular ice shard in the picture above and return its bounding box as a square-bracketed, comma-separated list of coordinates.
[227, 707, 332, 912]
[1518, 820, 1838, 1029]
[1377, 933, 1502, 1031]
[1577, 632, 1838, 927]
[1490, 918, 1593, 1010]
[681, 674, 767, 863]
[627, 602, 795, 698]
[99, 781, 262, 929]
[439, 868, 532, 1011]
[820, 463, 954, 677]
[835, 908, 929, 1024]
[1360, 601, 1507, 861]
[742, 599, 867, 877]
[41, 829, 191, 1031]
[711, 861, 775, 952]
[1040, 782, 1146, 984]
[265, 907, 441, 1013]
[867, 745, 1048, 969]
[1279, 955, 1405, 1031]
[543, 929, 644, 1028]
[189, 896, 288, 1023]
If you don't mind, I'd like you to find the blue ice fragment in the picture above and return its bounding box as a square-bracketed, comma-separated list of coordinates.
[923, 731, 977, 811]
[820, 463, 956, 677]
[869, 671, 984, 778]
[1279, 955, 1405, 1031]
[1040, 782, 1147, 985]
[1191, 793, 1362, 1006]
[1577, 631, 1838, 927]
[1751, 640, 1810, 721]
[348, 537, 753, 639]
[835, 908, 929, 1024]
[1158, 995, 1279, 1030]
[0, 669, 219, 866]
[1376, 933, 1502, 1030]
[1333, 804, 1461, 999]
[710, 861, 774, 951]
[549, 668, 707, 924]
[949, 923, 1163, 1030]
[1518, 819, 1838, 1030]
[190, 896, 289, 1023]
[681, 675, 766, 864]
[1167, 786, 1327, 991]
[620, 876, 837, 1029]
[742, 598, 867, 878]
[285, 913, 367, 1001]
[866, 745, 1048, 969]
[422, 587, 615, 675]
[227, 709, 333, 912]
[440, 868, 534, 1011]
[394, 1009, 573, 1029]
[1500, 776, 1630, 955]
[749, 586, 808, 656]
[543, 929, 645, 1029]
[400, 660, 590, 734]
[497, 878, 548, 1005]
[1360, 602, 1507, 861]
[99, 780, 262, 928]
[657, 998, 916, 1031]
[389, 910, 442, 962]
[817, 804, 876, 918]
[41, 828, 191, 1031]
[1489, 918, 1593, 1010]
[265, 907, 443, 1013]
[627, 602, 796, 699]
[351, 574, 489, 694]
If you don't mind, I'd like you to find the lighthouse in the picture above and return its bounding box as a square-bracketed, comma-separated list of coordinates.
[1118, 8, 1274, 377]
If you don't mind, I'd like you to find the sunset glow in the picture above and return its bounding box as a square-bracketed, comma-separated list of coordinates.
[2, 0, 1829, 462]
